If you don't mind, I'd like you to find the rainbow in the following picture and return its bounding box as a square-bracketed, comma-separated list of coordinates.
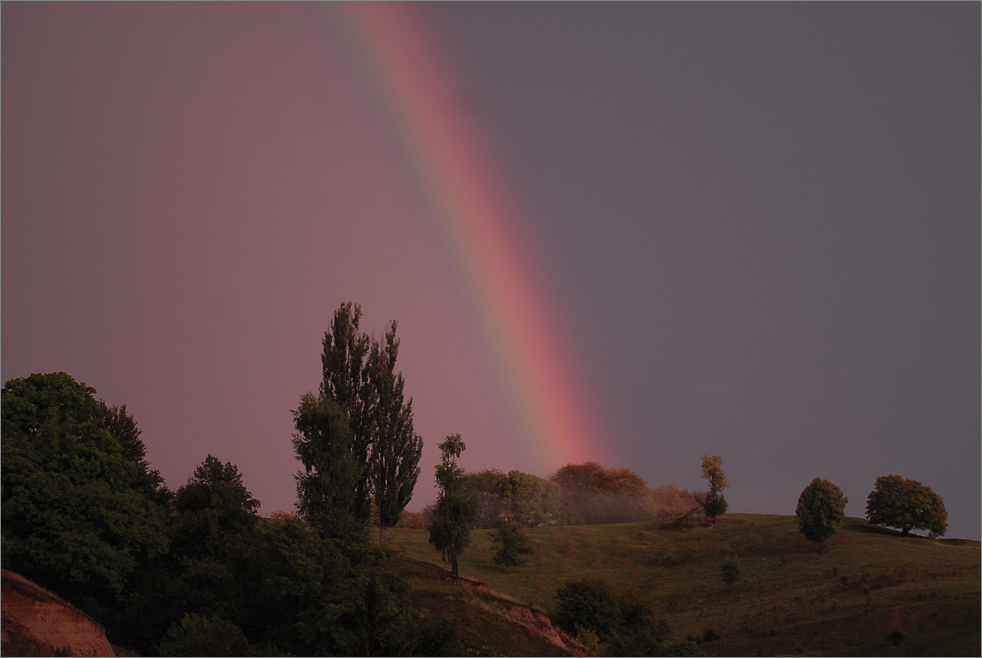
[308, 3, 607, 472]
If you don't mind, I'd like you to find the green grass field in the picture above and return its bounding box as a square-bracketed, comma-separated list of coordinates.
[387, 514, 980, 656]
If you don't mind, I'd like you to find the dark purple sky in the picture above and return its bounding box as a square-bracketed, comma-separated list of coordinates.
[3, 3, 979, 539]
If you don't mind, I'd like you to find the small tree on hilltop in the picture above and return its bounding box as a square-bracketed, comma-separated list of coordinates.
[699, 454, 729, 523]
[428, 434, 477, 581]
[795, 478, 848, 550]
[866, 475, 947, 537]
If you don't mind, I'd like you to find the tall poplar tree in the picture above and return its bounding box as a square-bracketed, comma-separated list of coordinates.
[370, 323, 423, 546]
[295, 302, 422, 544]
[319, 302, 374, 522]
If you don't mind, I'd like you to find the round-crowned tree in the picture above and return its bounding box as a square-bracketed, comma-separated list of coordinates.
[795, 478, 848, 548]
[866, 475, 947, 537]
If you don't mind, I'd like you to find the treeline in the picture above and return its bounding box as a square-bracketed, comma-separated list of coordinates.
[1, 372, 455, 656]
[412, 463, 701, 529]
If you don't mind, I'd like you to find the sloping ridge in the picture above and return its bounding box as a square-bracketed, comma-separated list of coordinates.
[1, 569, 115, 657]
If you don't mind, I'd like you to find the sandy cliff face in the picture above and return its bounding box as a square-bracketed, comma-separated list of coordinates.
[1, 569, 116, 657]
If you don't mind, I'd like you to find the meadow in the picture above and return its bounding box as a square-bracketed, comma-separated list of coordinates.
[388, 514, 981, 656]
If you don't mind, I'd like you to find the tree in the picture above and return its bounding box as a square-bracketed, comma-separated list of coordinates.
[490, 522, 534, 571]
[428, 434, 477, 581]
[550, 462, 653, 525]
[1, 373, 170, 601]
[795, 478, 848, 548]
[319, 302, 374, 522]
[292, 394, 361, 539]
[368, 323, 423, 546]
[699, 454, 729, 523]
[866, 475, 947, 537]
[300, 302, 422, 544]
[462, 469, 510, 529]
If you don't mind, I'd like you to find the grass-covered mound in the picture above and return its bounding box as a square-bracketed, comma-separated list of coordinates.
[388, 514, 980, 656]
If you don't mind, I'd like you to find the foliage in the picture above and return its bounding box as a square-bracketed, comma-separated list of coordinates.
[550, 462, 654, 525]
[866, 474, 947, 537]
[465, 468, 567, 529]
[292, 394, 362, 540]
[299, 302, 422, 544]
[319, 301, 374, 522]
[795, 477, 848, 545]
[490, 522, 534, 570]
[651, 485, 702, 519]
[463, 469, 510, 528]
[368, 323, 423, 545]
[721, 555, 741, 586]
[156, 613, 252, 657]
[429, 434, 478, 580]
[698, 455, 729, 523]
[1, 373, 170, 601]
[554, 578, 680, 654]
[553, 578, 620, 641]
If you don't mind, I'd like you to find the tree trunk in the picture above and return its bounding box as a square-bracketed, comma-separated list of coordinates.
[380, 524, 387, 547]
[902, 528, 910, 536]
[451, 558, 459, 582]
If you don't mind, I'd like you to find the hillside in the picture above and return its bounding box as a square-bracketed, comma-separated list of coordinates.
[1, 569, 117, 657]
[388, 514, 981, 656]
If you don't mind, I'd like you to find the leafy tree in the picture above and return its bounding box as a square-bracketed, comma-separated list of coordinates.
[463, 469, 510, 528]
[866, 475, 947, 537]
[168, 455, 265, 635]
[698, 454, 729, 523]
[550, 462, 654, 525]
[428, 434, 477, 581]
[504, 470, 566, 527]
[292, 394, 362, 540]
[319, 301, 374, 522]
[1, 373, 170, 602]
[490, 522, 534, 571]
[795, 477, 848, 547]
[301, 302, 422, 544]
[368, 324, 423, 546]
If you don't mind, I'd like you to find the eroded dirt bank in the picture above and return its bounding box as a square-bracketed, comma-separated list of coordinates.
[1, 569, 115, 657]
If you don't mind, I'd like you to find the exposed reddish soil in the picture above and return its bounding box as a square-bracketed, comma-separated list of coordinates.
[452, 574, 592, 656]
[1, 570, 115, 657]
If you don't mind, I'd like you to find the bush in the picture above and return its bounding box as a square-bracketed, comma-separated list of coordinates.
[795, 478, 848, 545]
[490, 522, 534, 570]
[721, 556, 742, 586]
[553, 579, 620, 641]
[157, 614, 251, 657]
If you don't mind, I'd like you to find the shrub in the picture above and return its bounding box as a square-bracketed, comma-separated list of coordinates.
[553, 578, 620, 641]
[157, 614, 251, 657]
[721, 555, 742, 586]
[490, 522, 534, 570]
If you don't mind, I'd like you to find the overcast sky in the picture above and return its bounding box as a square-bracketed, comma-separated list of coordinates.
[3, 3, 979, 539]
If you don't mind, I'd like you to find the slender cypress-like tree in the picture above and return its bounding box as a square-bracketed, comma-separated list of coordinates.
[429, 434, 477, 581]
[369, 323, 423, 546]
[295, 302, 423, 543]
[319, 302, 374, 522]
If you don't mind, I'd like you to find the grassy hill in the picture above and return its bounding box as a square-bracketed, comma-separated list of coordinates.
[387, 514, 980, 656]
